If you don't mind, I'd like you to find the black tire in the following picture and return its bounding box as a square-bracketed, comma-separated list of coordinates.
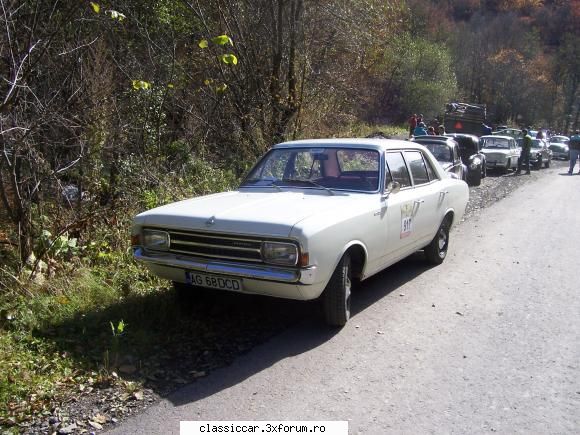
[535, 156, 542, 170]
[482, 162, 487, 179]
[468, 168, 482, 186]
[544, 158, 550, 168]
[424, 217, 451, 265]
[322, 253, 352, 327]
[502, 160, 510, 174]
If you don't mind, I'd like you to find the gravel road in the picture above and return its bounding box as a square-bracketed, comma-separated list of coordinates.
[102, 161, 579, 434]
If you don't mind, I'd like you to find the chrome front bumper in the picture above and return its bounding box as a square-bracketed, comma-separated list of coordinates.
[133, 247, 317, 285]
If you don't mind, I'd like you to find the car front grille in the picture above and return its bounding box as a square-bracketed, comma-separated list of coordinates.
[167, 230, 265, 263]
[484, 152, 506, 162]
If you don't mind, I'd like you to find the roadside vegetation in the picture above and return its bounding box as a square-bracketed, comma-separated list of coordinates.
[0, 0, 578, 430]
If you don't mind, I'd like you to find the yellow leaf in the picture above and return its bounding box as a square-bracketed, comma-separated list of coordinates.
[198, 39, 208, 49]
[167, 83, 174, 89]
[90, 2, 100, 13]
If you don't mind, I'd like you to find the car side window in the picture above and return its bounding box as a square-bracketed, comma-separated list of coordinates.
[423, 153, 439, 181]
[404, 151, 429, 185]
[385, 152, 411, 188]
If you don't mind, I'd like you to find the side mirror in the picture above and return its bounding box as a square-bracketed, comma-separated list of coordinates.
[385, 181, 401, 197]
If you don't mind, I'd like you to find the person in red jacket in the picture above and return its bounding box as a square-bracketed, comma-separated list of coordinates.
[408, 114, 417, 138]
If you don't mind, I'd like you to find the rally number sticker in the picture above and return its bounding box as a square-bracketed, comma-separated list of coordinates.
[400, 202, 414, 238]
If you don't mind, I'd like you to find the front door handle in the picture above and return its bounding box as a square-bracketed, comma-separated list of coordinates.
[413, 199, 424, 216]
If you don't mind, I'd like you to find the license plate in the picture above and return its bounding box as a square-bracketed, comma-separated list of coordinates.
[185, 271, 243, 292]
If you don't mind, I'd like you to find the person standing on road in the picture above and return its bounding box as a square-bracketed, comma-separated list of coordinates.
[568, 130, 580, 175]
[516, 129, 532, 175]
[413, 122, 428, 137]
[408, 114, 417, 138]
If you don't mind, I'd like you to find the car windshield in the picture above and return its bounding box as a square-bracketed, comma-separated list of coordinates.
[531, 139, 543, 149]
[421, 143, 452, 162]
[241, 147, 380, 192]
[482, 137, 510, 149]
[550, 137, 569, 144]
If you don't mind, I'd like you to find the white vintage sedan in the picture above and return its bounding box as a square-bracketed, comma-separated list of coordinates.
[480, 135, 520, 173]
[132, 139, 469, 326]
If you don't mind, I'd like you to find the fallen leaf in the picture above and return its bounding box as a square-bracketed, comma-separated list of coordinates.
[93, 414, 107, 424]
[88, 420, 103, 430]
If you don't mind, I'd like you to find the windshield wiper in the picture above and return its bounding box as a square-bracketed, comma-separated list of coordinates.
[241, 178, 281, 190]
[283, 179, 335, 195]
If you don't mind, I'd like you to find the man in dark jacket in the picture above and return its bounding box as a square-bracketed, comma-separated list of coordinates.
[516, 129, 532, 174]
[568, 130, 580, 175]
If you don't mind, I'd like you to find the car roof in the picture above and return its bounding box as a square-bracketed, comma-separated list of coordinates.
[273, 138, 424, 152]
[445, 133, 478, 139]
[412, 135, 456, 144]
[481, 135, 513, 139]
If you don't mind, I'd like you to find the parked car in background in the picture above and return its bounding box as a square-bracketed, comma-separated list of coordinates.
[445, 133, 486, 186]
[518, 138, 552, 169]
[550, 135, 570, 145]
[549, 135, 570, 160]
[493, 128, 522, 139]
[411, 136, 468, 183]
[131, 139, 469, 326]
[480, 135, 520, 173]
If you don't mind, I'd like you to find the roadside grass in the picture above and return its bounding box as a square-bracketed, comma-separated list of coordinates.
[0, 123, 405, 430]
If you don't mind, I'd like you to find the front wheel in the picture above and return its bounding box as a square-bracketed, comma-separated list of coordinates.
[468, 168, 482, 186]
[322, 253, 352, 327]
[544, 158, 550, 168]
[502, 159, 511, 174]
[424, 218, 450, 265]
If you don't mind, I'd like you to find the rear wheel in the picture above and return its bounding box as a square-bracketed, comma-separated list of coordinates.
[322, 253, 352, 327]
[425, 217, 451, 265]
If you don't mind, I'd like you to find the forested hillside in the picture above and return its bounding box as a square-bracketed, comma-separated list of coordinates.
[0, 0, 578, 428]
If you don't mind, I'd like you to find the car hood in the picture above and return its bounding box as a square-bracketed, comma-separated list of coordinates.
[134, 189, 362, 237]
[438, 161, 454, 171]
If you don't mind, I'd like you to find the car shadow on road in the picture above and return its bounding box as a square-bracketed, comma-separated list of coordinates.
[167, 254, 432, 407]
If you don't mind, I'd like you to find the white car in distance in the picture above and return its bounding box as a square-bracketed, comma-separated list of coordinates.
[132, 139, 469, 326]
[480, 135, 520, 173]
